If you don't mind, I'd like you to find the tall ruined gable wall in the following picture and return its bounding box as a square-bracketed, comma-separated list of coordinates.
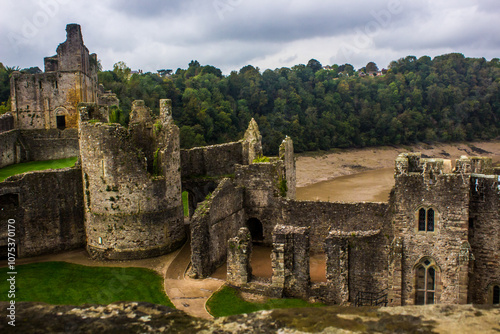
[11, 71, 95, 130]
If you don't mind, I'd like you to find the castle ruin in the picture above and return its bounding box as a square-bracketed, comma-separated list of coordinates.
[0, 24, 499, 307]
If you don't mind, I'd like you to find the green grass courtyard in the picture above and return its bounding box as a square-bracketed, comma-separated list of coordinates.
[0, 262, 174, 307]
[0, 157, 78, 182]
[206, 285, 325, 317]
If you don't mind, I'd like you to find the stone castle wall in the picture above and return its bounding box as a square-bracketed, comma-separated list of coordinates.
[20, 129, 79, 161]
[468, 174, 500, 304]
[0, 129, 77, 168]
[190, 178, 245, 278]
[391, 154, 473, 305]
[0, 167, 84, 257]
[181, 142, 244, 178]
[79, 100, 185, 260]
[284, 201, 390, 253]
[0, 130, 22, 168]
[0, 113, 14, 132]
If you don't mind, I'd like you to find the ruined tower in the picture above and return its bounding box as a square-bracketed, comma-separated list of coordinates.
[79, 99, 185, 260]
[10, 24, 99, 130]
[389, 153, 492, 305]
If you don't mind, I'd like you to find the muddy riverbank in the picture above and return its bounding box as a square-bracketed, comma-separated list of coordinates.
[296, 141, 500, 186]
[295, 141, 500, 203]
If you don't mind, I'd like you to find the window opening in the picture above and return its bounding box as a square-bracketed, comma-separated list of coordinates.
[415, 259, 437, 305]
[418, 208, 436, 232]
[56, 115, 66, 130]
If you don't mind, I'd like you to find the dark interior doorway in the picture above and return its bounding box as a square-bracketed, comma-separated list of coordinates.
[0, 193, 19, 207]
[56, 115, 66, 130]
[247, 218, 264, 243]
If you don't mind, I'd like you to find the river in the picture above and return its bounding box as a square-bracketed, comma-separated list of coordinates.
[296, 167, 394, 203]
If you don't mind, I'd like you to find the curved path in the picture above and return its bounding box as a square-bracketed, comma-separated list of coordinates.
[164, 240, 224, 319]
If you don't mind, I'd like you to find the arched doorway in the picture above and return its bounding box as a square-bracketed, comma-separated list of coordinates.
[247, 218, 263, 243]
[246, 218, 271, 280]
[55, 107, 68, 130]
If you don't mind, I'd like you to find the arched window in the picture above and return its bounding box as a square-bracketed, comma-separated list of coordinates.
[494, 285, 500, 305]
[415, 258, 437, 305]
[417, 208, 435, 232]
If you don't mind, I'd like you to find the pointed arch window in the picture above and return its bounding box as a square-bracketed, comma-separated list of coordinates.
[415, 258, 437, 305]
[417, 208, 435, 232]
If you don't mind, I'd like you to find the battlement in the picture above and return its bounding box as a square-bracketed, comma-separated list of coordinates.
[395, 153, 493, 176]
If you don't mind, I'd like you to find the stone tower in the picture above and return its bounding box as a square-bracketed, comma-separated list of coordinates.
[10, 24, 99, 130]
[389, 153, 476, 305]
[79, 99, 185, 260]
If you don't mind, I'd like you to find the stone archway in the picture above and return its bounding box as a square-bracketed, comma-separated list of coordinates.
[55, 107, 68, 130]
[246, 218, 264, 243]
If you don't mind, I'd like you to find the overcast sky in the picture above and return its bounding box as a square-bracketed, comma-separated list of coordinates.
[1, 0, 499, 74]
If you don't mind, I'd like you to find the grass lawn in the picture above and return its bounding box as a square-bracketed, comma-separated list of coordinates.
[0, 157, 78, 182]
[0, 262, 174, 307]
[206, 285, 325, 317]
[182, 191, 189, 217]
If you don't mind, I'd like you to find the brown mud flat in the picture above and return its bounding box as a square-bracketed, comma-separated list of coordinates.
[296, 141, 500, 203]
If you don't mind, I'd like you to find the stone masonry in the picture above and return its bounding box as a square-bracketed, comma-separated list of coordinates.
[2, 23, 499, 308]
[78, 99, 185, 260]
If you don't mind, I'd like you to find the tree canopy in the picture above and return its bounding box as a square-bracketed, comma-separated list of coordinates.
[1, 54, 499, 155]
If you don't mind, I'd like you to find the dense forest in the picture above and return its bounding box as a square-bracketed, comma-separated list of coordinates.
[1, 54, 500, 155]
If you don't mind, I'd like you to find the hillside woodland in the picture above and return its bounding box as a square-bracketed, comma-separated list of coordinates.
[1, 54, 499, 155]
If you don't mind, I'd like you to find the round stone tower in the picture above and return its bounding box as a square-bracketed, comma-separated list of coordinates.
[78, 99, 185, 260]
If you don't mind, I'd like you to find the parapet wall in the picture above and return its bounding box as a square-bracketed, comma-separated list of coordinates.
[181, 118, 263, 179]
[0, 167, 84, 257]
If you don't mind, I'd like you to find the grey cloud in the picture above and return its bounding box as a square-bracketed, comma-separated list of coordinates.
[1, 0, 499, 74]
